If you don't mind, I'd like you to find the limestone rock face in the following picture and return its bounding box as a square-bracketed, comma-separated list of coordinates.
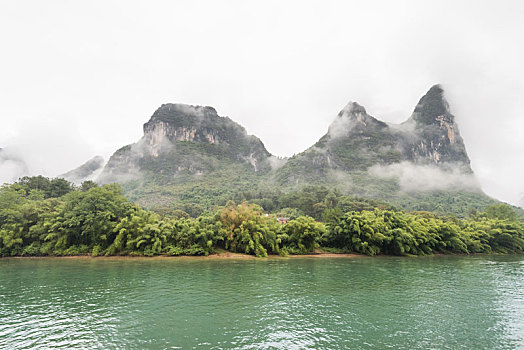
[402, 85, 471, 169]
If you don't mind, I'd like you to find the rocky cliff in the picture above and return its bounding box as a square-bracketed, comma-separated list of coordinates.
[98, 104, 273, 186]
[402, 85, 471, 168]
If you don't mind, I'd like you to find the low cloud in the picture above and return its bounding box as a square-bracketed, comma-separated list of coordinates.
[369, 161, 480, 192]
[327, 102, 359, 139]
[97, 130, 177, 184]
[518, 193, 524, 209]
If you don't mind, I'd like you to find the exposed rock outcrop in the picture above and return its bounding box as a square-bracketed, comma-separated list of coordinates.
[403, 84, 471, 169]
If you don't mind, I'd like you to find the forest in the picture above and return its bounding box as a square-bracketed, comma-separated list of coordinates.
[0, 176, 523, 257]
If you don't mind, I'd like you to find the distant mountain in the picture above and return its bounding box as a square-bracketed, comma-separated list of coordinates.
[60, 156, 105, 184]
[97, 85, 497, 215]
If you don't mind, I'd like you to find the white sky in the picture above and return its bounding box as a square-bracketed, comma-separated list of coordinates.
[0, 0, 523, 205]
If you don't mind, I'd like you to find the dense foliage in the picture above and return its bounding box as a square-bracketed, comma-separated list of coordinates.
[323, 209, 524, 256]
[1, 177, 523, 258]
[0, 178, 324, 257]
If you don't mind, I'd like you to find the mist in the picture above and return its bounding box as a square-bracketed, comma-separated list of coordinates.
[369, 162, 480, 193]
[0, 115, 96, 180]
[0, 148, 28, 184]
[1, 0, 523, 205]
[327, 102, 362, 139]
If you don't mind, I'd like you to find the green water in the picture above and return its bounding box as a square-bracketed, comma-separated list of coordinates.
[0, 256, 523, 349]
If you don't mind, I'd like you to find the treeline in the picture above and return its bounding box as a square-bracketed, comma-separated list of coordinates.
[323, 208, 524, 256]
[0, 176, 523, 257]
[164, 184, 398, 220]
[148, 181, 502, 220]
[0, 177, 324, 257]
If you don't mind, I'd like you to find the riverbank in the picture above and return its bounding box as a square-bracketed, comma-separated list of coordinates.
[1, 250, 365, 260]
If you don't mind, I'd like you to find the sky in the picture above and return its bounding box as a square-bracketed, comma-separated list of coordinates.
[0, 0, 523, 205]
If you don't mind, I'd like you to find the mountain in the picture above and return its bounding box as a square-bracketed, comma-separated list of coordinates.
[269, 85, 494, 213]
[97, 85, 496, 215]
[98, 104, 276, 208]
[276, 85, 473, 184]
[60, 156, 105, 184]
[403, 85, 471, 168]
[99, 104, 273, 184]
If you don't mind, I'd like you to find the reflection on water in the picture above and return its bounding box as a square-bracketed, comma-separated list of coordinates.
[1, 255, 523, 349]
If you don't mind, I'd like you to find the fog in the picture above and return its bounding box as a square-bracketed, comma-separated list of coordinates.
[0, 148, 28, 184]
[327, 102, 364, 139]
[1, 0, 523, 205]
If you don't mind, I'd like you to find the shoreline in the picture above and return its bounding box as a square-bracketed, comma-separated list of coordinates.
[1, 251, 366, 260]
[2, 252, 519, 261]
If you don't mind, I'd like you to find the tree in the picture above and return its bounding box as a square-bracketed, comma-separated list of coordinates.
[80, 180, 98, 192]
[48, 178, 73, 198]
[484, 204, 517, 221]
[219, 202, 279, 257]
[279, 216, 325, 254]
[49, 184, 132, 253]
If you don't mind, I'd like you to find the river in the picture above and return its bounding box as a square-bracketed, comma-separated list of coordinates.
[1, 255, 523, 349]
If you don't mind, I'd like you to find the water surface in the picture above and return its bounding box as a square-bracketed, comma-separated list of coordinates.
[1, 255, 523, 349]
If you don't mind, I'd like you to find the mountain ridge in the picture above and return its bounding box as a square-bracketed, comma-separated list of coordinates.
[94, 85, 495, 215]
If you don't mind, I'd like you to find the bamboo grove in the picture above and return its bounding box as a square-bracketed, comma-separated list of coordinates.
[1, 176, 523, 257]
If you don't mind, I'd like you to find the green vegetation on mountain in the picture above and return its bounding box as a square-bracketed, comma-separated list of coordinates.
[1, 177, 523, 258]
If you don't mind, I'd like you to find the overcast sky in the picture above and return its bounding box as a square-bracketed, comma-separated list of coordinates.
[1, 0, 523, 205]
